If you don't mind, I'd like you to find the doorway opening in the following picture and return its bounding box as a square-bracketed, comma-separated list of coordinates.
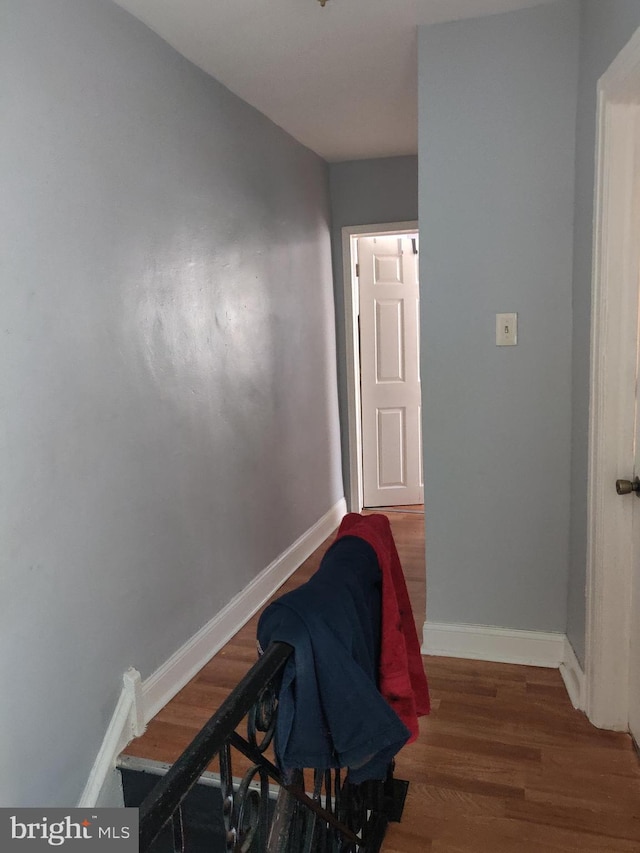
[341, 222, 422, 513]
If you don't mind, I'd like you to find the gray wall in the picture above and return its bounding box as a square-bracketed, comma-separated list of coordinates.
[418, 1, 579, 632]
[0, 0, 342, 806]
[568, 1, 640, 665]
[328, 156, 418, 502]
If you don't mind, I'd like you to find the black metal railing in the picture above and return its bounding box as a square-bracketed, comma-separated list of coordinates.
[137, 641, 407, 853]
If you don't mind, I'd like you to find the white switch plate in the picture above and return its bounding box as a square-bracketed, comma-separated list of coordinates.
[496, 312, 518, 346]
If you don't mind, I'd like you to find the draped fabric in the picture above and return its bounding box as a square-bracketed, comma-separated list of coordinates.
[257, 513, 429, 782]
[336, 512, 431, 740]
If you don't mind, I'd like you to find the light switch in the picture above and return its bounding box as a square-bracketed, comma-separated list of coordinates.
[496, 313, 518, 346]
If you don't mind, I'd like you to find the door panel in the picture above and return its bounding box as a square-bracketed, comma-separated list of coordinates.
[359, 235, 423, 507]
[375, 299, 405, 382]
[377, 407, 406, 488]
[627, 109, 640, 745]
[629, 114, 640, 743]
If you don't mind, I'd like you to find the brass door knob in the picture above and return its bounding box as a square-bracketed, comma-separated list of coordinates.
[616, 477, 640, 496]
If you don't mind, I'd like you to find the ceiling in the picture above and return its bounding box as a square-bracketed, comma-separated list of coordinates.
[113, 0, 558, 163]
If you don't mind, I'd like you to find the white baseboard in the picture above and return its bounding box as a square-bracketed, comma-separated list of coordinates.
[422, 621, 566, 668]
[78, 498, 346, 807]
[143, 497, 346, 722]
[422, 621, 587, 711]
[78, 668, 142, 807]
[559, 637, 585, 711]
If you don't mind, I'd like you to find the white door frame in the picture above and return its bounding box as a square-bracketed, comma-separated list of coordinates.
[586, 28, 640, 731]
[341, 221, 419, 512]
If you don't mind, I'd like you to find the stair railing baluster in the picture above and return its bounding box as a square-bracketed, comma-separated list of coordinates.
[171, 806, 184, 853]
[136, 641, 407, 853]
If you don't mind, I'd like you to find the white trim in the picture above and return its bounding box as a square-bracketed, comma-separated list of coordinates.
[560, 638, 585, 712]
[78, 669, 142, 807]
[142, 498, 346, 722]
[586, 27, 640, 732]
[341, 221, 419, 512]
[421, 622, 586, 709]
[123, 667, 146, 738]
[78, 498, 346, 806]
[421, 621, 565, 668]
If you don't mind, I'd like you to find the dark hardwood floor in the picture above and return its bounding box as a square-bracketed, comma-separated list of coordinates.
[124, 508, 640, 852]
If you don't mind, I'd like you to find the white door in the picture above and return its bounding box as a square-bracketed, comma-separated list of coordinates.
[627, 116, 640, 742]
[358, 235, 423, 507]
[587, 33, 640, 740]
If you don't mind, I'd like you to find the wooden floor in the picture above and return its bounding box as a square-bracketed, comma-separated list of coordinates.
[124, 509, 640, 852]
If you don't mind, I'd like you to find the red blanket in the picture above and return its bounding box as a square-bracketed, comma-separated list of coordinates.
[336, 512, 430, 741]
